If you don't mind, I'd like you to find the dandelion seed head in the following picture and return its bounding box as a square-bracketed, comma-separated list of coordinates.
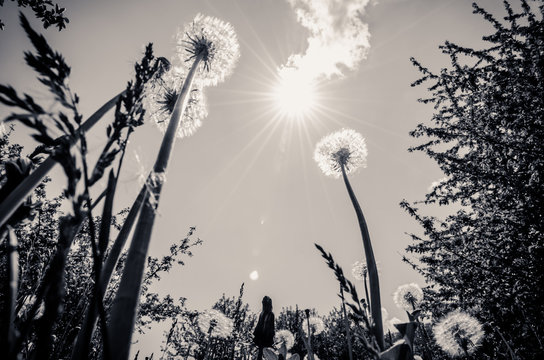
[302, 316, 325, 336]
[197, 309, 233, 339]
[274, 329, 295, 350]
[314, 128, 367, 178]
[393, 283, 424, 312]
[176, 13, 240, 87]
[351, 260, 367, 280]
[433, 310, 484, 357]
[143, 67, 208, 139]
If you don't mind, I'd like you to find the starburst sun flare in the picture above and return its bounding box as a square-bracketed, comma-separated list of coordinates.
[273, 67, 317, 119]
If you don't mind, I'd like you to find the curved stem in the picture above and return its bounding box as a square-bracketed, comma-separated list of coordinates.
[340, 164, 384, 350]
[107, 54, 203, 360]
[363, 273, 371, 315]
[71, 124, 143, 360]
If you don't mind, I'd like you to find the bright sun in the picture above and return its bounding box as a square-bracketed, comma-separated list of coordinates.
[273, 68, 317, 119]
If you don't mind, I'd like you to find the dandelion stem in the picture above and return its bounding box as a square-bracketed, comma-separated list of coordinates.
[71, 159, 147, 360]
[340, 163, 384, 350]
[363, 273, 371, 315]
[107, 53, 204, 360]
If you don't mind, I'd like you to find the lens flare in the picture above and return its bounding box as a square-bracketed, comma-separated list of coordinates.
[273, 68, 316, 119]
[249, 270, 259, 280]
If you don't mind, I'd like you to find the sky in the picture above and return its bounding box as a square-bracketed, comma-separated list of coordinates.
[0, 0, 506, 356]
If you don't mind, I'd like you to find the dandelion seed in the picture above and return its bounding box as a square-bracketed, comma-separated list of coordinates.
[197, 309, 234, 339]
[314, 128, 367, 179]
[302, 316, 325, 336]
[176, 13, 240, 87]
[393, 283, 424, 312]
[351, 260, 367, 280]
[433, 310, 484, 357]
[143, 68, 208, 139]
[274, 329, 295, 350]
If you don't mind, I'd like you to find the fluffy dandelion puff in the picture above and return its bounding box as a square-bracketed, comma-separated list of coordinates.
[351, 260, 367, 280]
[433, 310, 485, 357]
[197, 309, 234, 339]
[314, 128, 368, 179]
[143, 67, 208, 138]
[302, 316, 325, 336]
[176, 13, 240, 87]
[274, 329, 295, 350]
[393, 283, 424, 312]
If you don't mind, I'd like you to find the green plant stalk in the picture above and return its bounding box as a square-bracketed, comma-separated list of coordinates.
[306, 315, 313, 360]
[73, 115, 143, 359]
[0, 92, 122, 230]
[77, 137, 112, 360]
[363, 273, 370, 315]
[108, 53, 204, 360]
[340, 164, 384, 350]
[340, 285, 354, 360]
[70, 185, 146, 360]
[34, 214, 82, 358]
[4, 227, 18, 358]
[71, 170, 117, 360]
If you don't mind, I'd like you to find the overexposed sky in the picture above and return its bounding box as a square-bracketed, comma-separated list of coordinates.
[0, 0, 505, 355]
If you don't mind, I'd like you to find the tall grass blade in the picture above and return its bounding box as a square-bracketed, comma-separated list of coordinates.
[71, 185, 146, 360]
[107, 53, 204, 360]
[0, 92, 122, 229]
[4, 227, 19, 359]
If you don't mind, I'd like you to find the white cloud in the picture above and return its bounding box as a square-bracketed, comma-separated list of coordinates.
[283, 0, 372, 80]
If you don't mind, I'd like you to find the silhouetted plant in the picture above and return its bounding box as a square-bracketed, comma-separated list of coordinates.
[0, 0, 69, 30]
[403, 1, 543, 358]
[0, 13, 169, 359]
[314, 129, 384, 350]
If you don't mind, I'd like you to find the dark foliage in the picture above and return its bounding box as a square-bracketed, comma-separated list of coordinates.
[0, 13, 174, 360]
[0, 0, 69, 30]
[403, 1, 544, 358]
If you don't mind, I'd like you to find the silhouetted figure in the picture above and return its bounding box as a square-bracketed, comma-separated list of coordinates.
[253, 296, 275, 360]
